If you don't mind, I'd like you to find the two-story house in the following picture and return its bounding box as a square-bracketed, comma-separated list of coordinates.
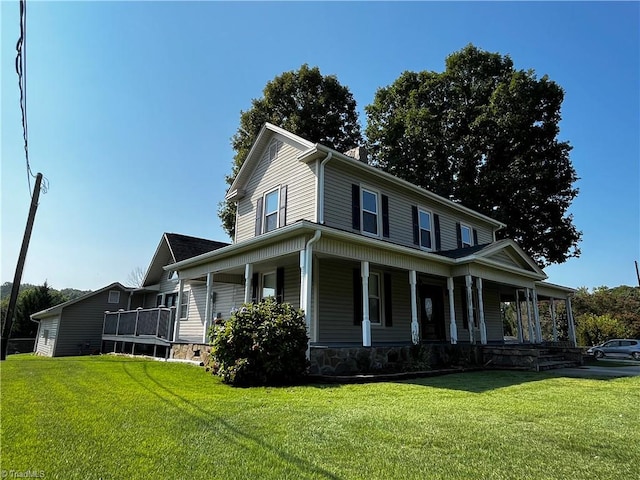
[160, 123, 577, 369]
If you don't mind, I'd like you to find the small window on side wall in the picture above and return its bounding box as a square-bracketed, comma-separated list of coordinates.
[108, 290, 120, 304]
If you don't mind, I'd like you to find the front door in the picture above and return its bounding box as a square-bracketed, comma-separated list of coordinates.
[419, 285, 446, 341]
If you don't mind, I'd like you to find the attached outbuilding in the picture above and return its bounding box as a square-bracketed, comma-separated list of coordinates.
[31, 282, 132, 357]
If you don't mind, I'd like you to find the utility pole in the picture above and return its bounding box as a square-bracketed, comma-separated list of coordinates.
[1, 172, 43, 360]
[635, 260, 640, 288]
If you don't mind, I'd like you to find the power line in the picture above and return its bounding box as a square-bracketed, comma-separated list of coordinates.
[15, 0, 37, 197]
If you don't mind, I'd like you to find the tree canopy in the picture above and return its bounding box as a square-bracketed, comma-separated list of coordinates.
[218, 64, 362, 238]
[1, 282, 68, 338]
[365, 44, 581, 266]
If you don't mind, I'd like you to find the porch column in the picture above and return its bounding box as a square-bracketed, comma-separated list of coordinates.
[465, 275, 475, 344]
[173, 279, 184, 342]
[476, 278, 487, 345]
[532, 289, 542, 343]
[203, 272, 214, 344]
[305, 251, 315, 343]
[447, 277, 457, 344]
[243, 263, 253, 304]
[409, 271, 419, 345]
[299, 250, 307, 322]
[525, 288, 534, 343]
[515, 290, 524, 343]
[361, 261, 371, 347]
[550, 298, 558, 342]
[566, 296, 577, 346]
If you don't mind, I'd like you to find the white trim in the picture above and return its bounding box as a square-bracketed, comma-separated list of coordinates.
[368, 272, 382, 326]
[244, 263, 253, 304]
[460, 223, 473, 248]
[447, 277, 457, 344]
[261, 271, 277, 300]
[108, 290, 121, 304]
[361, 261, 371, 346]
[476, 278, 487, 345]
[263, 187, 280, 234]
[179, 289, 190, 320]
[360, 185, 381, 238]
[417, 207, 434, 251]
[410, 271, 419, 344]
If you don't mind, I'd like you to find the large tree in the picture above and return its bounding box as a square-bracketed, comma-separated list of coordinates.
[365, 45, 581, 266]
[219, 64, 362, 238]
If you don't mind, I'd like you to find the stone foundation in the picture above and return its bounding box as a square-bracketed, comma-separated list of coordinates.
[309, 344, 483, 376]
[171, 343, 212, 365]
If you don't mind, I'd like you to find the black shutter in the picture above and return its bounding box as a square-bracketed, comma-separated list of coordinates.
[251, 273, 259, 303]
[255, 197, 264, 236]
[351, 184, 360, 230]
[434, 214, 441, 251]
[384, 273, 392, 327]
[473, 228, 478, 246]
[279, 185, 287, 228]
[382, 195, 390, 238]
[276, 267, 285, 303]
[460, 286, 469, 330]
[412, 206, 419, 245]
[456, 222, 462, 248]
[353, 268, 362, 325]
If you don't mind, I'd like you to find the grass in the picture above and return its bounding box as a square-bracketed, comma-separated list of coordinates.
[1, 355, 638, 480]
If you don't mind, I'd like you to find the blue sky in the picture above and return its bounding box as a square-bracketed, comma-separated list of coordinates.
[1, 1, 638, 292]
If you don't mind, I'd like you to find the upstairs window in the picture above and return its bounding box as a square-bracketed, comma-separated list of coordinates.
[418, 209, 433, 250]
[264, 189, 279, 233]
[461, 224, 473, 248]
[456, 222, 477, 249]
[361, 188, 379, 236]
[255, 185, 287, 236]
[352, 185, 389, 238]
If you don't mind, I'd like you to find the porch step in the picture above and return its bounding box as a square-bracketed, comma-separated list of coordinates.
[537, 360, 580, 371]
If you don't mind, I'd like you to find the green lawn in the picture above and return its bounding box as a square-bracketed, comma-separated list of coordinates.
[1, 355, 638, 480]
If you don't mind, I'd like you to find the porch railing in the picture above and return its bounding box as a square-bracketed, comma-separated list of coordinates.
[103, 307, 176, 340]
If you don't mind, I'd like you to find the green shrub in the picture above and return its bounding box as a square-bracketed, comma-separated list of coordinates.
[208, 299, 309, 386]
[576, 313, 630, 346]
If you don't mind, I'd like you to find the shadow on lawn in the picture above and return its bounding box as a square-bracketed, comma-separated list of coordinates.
[394, 369, 620, 393]
[122, 362, 342, 480]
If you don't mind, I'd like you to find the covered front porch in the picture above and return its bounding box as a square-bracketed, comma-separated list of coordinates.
[168, 222, 577, 356]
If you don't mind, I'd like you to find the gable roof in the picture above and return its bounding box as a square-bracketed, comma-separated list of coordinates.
[226, 123, 315, 202]
[226, 122, 505, 229]
[437, 239, 545, 277]
[142, 233, 229, 286]
[165, 233, 229, 263]
[31, 282, 130, 320]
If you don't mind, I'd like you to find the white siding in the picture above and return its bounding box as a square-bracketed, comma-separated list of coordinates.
[323, 161, 496, 252]
[235, 136, 317, 243]
[211, 283, 244, 320]
[35, 317, 58, 357]
[177, 285, 205, 342]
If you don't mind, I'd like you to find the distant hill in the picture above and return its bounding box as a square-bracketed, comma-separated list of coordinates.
[1, 282, 91, 301]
